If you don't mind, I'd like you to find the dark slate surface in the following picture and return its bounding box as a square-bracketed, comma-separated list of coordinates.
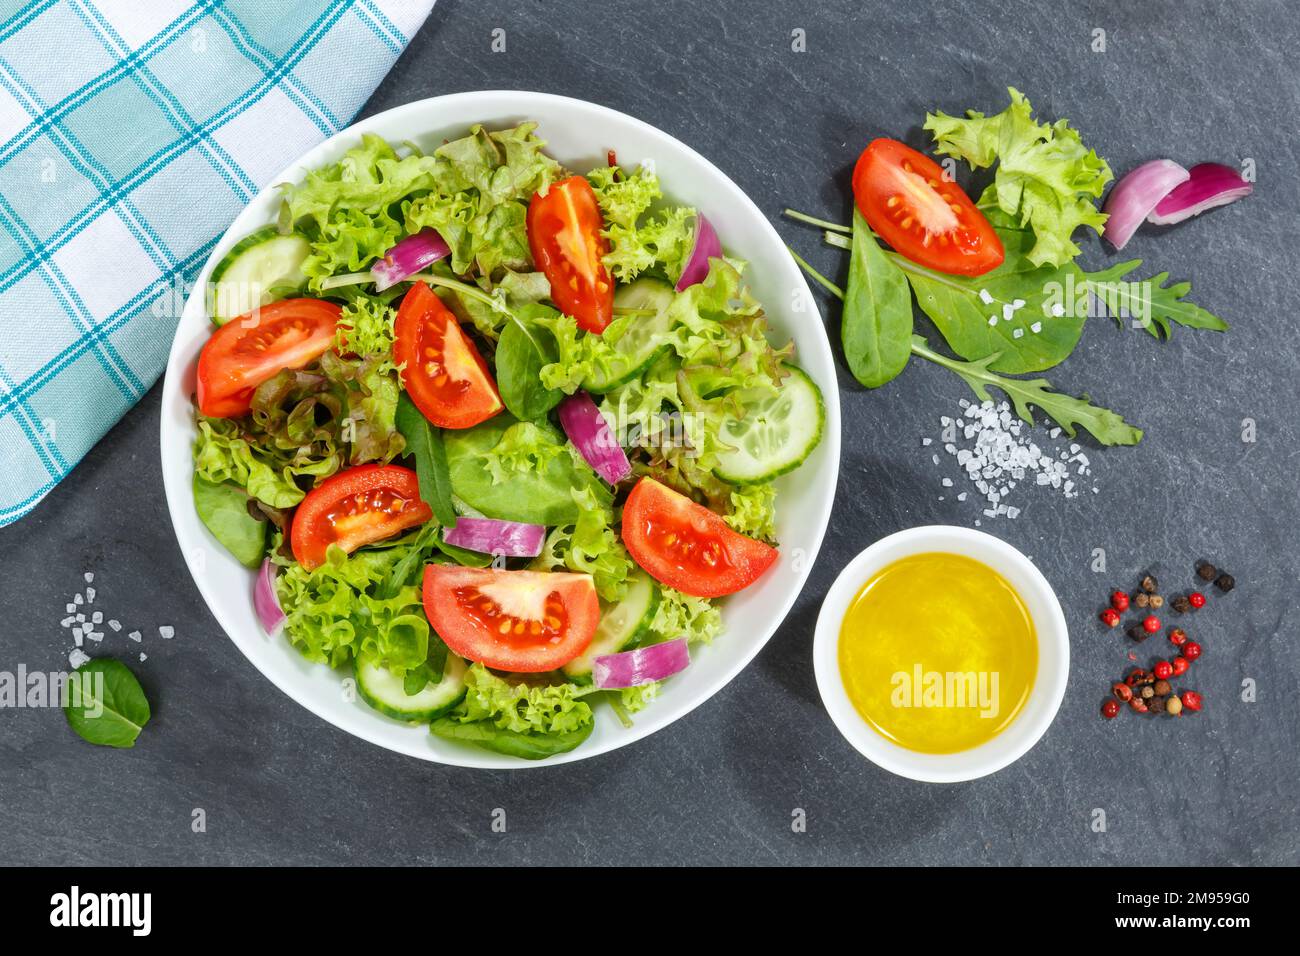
[3, 0, 1297, 866]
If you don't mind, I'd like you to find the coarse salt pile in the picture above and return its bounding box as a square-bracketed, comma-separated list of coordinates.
[924, 399, 1097, 522]
[58, 571, 173, 667]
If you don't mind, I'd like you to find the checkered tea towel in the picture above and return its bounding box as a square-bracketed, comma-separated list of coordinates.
[0, 0, 435, 527]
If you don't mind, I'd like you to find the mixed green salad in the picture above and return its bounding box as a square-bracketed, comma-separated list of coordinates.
[191, 122, 825, 760]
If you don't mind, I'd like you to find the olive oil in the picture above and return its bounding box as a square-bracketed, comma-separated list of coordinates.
[838, 552, 1037, 754]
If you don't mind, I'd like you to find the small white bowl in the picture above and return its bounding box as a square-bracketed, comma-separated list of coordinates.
[813, 526, 1068, 783]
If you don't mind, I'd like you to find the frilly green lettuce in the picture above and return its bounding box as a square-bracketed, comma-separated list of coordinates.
[725, 483, 777, 543]
[275, 542, 430, 673]
[532, 487, 633, 602]
[587, 164, 696, 283]
[924, 88, 1112, 267]
[452, 663, 595, 736]
[649, 586, 723, 646]
[284, 124, 559, 288]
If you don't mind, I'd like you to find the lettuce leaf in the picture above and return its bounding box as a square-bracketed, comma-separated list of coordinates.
[336, 295, 396, 357]
[648, 586, 722, 646]
[725, 483, 777, 543]
[193, 351, 403, 508]
[450, 663, 595, 736]
[193, 416, 332, 508]
[924, 88, 1113, 267]
[532, 487, 633, 602]
[284, 125, 558, 288]
[591, 259, 793, 506]
[275, 542, 430, 673]
[587, 164, 695, 282]
[404, 123, 559, 277]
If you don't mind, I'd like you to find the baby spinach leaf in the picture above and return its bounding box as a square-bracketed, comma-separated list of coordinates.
[895, 226, 1087, 374]
[64, 658, 151, 749]
[842, 209, 913, 387]
[444, 414, 611, 525]
[495, 303, 562, 421]
[395, 393, 457, 527]
[193, 475, 267, 568]
[430, 716, 594, 759]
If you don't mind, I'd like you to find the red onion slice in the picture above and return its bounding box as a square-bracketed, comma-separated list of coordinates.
[254, 558, 285, 635]
[1102, 159, 1189, 250]
[557, 391, 631, 485]
[443, 517, 546, 558]
[372, 228, 450, 291]
[1147, 163, 1253, 226]
[674, 213, 722, 291]
[593, 638, 690, 689]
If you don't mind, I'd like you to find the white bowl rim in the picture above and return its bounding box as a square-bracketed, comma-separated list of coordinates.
[812, 525, 1068, 783]
[159, 90, 841, 769]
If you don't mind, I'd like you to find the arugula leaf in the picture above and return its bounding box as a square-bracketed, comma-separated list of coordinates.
[64, 659, 151, 749]
[910, 336, 1143, 445]
[192, 475, 267, 568]
[394, 393, 457, 527]
[494, 303, 563, 421]
[1082, 261, 1229, 339]
[842, 209, 912, 387]
[925, 88, 1112, 268]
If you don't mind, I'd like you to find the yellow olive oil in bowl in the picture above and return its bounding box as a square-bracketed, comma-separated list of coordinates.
[838, 552, 1037, 754]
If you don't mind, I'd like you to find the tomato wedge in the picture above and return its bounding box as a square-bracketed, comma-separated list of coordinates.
[527, 175, 614, 333]
[290, 464, 431, 570]
[852, 138, 1004, 277]
[393, 281, 502, 430]
[196, 298, 341, 418]
[621, 478, 778, 598]
[422, 566, 599, 672]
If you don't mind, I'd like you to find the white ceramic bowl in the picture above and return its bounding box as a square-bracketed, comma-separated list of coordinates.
[160, 91, 840, 768]
[813, 526, 1068, 783]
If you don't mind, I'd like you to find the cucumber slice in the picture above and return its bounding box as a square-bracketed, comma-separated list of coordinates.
[582, 278, 677, 392]
[209, 226, 311, 325]
[563, 572, 660, 681]
[713, 365, 825, 484]
[356, 653, 467, 722]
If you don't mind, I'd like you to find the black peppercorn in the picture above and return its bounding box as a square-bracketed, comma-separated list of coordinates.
[1215, 572, 1235, 593]
[1140, 574, 1158, 593]
[1171, 595, 1192, 614]
[1127, 624, 1149, 642]
[1197, 562, 1218, 582]
[1149, 696, 1167, 714]
[1154, 679, 1172, 696]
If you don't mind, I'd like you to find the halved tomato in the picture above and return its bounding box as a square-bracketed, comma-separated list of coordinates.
[393, 281, 502, 429]
[852, 138, 1004, 277]
[621, 478, 778, 598]
[196, 298, 341, 418]
[422, 566, 599, 672]
[527, 175, 614, 333]
[290, 464, 431, 570]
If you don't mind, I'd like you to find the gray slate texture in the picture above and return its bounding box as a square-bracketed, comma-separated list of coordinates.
[1, 0, 1297, 865]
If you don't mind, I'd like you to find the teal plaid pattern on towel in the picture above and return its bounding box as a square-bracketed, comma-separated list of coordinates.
[0, 0, 433, 526]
